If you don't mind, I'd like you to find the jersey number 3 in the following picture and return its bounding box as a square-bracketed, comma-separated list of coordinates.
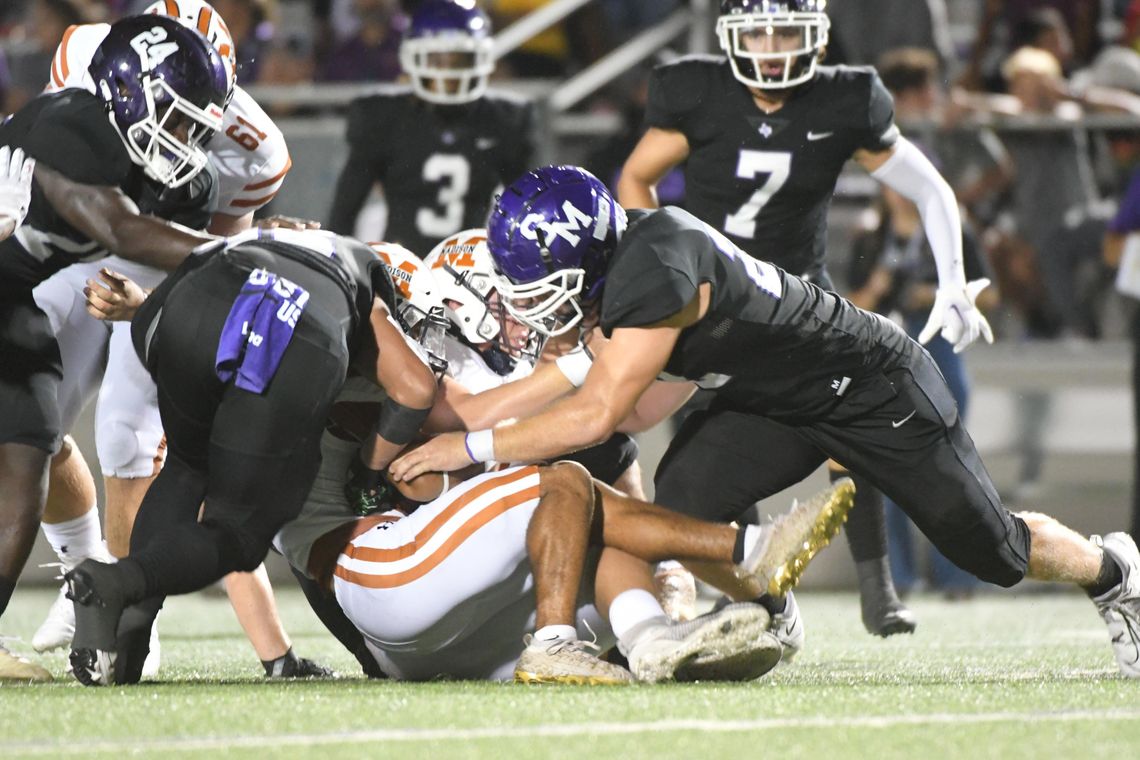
[723, 150, 791, 239]
[417, 154, 471, 238]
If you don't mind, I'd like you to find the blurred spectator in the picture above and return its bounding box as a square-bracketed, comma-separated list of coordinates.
[961, 0, 1102, 91]
[1102, 132, 1140, 535]
[488, 0, 607, 78]
[317, 0, 407, 82]
[878, 47, 1014, 227]
[846, 186, 995, 598]
[826, 0, 954, 71]
[210, 0, 277, 83]
[3, 0, 94, 114]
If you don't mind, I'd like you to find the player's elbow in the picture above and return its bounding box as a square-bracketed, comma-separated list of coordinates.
[389, 361, 438, 412]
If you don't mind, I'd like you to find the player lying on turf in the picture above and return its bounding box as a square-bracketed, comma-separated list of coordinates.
[392, 165, 1140, 679]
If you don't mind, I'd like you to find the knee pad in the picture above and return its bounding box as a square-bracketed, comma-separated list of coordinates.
[96, 420, 163, 479]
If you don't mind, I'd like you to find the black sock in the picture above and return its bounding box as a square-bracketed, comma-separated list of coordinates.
[753, 593, 787, 616]
[732, 525, 749, 564]
[1085, 552, 1124, 598]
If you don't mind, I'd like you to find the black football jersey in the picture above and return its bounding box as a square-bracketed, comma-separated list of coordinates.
[600, 208, 914, 422]
[329, 86, 535, 256]
[645, 57, 898, 280]
[0, 90, 216, 287]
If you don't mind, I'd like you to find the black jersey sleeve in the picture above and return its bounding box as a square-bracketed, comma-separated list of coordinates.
[857, 69, 900, 153]
[600, 209, 708, 333]
[13, 92, 132, 186]
[644, 58, 712, 134]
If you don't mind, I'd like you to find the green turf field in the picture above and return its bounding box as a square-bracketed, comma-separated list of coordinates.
[3, 587, 1138, 759]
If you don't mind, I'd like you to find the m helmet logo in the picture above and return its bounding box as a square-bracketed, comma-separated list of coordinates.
[130, 26, 179, 71]
[520, 200, 593, 248]
[373, 249, 418, 300]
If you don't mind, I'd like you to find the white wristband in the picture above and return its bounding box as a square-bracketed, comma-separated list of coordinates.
[464, 429, 495, 464]
[555, 347, 593, 387]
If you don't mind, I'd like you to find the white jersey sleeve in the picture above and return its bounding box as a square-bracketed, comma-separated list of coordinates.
[45, 23, 109, 93]
[206, 87, 292, 217]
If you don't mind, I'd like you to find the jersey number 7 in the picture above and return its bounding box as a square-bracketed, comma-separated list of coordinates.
[723, 149, 791, 240]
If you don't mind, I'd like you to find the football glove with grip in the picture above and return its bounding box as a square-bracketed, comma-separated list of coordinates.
[918, 277, 994, 353]
[0, 146, 35, 235]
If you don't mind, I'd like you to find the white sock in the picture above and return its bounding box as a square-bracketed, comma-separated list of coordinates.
[741, 524, 763, 563]
[608, 588, 667, 641]
[41, 507, 107, 569]
[532, 624, 578, 644]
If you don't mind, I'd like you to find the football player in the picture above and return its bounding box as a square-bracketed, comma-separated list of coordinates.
[0, 15, 229, 682]
[272, 248, 853, 683]
[391, 166, 1140, 681]
[327, 0, 534, 256]
[616, 0, 993, 637]
[67, 228, 439, 686]
[30, 0, 323, 680]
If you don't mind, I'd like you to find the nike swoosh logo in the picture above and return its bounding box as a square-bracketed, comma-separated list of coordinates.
[806, 131, 834, 141]
[891, 410, 917, 428]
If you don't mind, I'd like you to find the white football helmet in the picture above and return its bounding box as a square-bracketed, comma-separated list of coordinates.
[424, 229, 500, 344]
[145, 0, 238, 101]
[716, 0, 830, 90]
[369, 242, 450, 374]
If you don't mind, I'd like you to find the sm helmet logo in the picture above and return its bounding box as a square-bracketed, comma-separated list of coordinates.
[520, 200, 594, 248]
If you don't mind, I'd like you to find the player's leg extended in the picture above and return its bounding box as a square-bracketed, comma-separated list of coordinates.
[828, 463, 916, 637]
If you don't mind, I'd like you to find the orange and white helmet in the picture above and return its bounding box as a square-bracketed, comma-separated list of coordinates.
[423, 229, 501, 345]
[145, 0, 238, 100]
[369, 242, 449, 373]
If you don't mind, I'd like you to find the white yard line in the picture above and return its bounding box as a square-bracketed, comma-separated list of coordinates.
[8, 709, 1140, 754]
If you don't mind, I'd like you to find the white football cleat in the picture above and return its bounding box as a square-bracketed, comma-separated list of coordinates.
[1090, 533, 1140, 677]
[625, 603, 779, 683]
[654, 561, 697, 622]
[514, 635, 632, 685]
[0, 641, 52, 682]
[768, 591, 805, 662]
[32, 582, 76, 653]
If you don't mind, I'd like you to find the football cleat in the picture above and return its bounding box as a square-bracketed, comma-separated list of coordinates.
[625, 603, 778, 683]
[654, 561, 698, 622]
[0, 641, 52, 682]
[739, 478, 855, 596]
[1091, 532, 1140, 677]
[32, 582, 76, 653]
[65, 559, 126, 687]
[514, 635, 633, 685]
[769, 590, 805, 662]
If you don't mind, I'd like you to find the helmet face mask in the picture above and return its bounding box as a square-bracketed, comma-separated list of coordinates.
[90, 17, 228, 189]
[487, 166, 625, 339]
[400, 0, 494, 105]
[716, 0, 829, 90]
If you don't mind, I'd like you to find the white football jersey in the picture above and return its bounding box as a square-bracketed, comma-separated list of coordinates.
[442, 338, 533, 395]
[46, 23, 291, 217]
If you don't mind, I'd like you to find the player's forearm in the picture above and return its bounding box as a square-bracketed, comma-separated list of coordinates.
[616, 380, 696, 434]
[106, 214, 215, 271]
[488, 395, 619, 464]
[616, 172, 660, 210]
[450, 363, 575, 432]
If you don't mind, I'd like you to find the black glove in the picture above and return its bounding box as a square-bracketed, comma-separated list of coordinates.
[344, 456, 396, 516]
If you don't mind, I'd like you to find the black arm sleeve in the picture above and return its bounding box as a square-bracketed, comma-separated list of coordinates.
[327, 99, 387, 234]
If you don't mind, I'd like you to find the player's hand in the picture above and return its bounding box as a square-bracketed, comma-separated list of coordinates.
[389, 432, 471, 483]
[344, 455, 397, 516]
[917, 277, 994, 353]
[84, 268, 147, 322]
[255, 214, 321, 230]
[0, 146, 35, 241]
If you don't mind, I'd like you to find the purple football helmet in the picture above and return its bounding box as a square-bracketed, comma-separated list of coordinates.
[399, 0, 494, 105]
[717, 0, 830, 90]
[487, 166, 626, 337]
[89, 15, 228, 188]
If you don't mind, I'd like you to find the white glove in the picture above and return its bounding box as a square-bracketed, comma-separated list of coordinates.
[917, 277, 994, 353]
[0, 145, 35, 236]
